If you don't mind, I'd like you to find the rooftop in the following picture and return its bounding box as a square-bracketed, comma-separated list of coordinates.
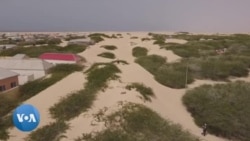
[0, 59, 53, 70]
[0, 68, 18, 80]
[39, 53, 79, 61]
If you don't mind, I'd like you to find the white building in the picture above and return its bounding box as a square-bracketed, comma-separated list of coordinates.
[68, 38, 94, 46]
[0, 58, 53, 85]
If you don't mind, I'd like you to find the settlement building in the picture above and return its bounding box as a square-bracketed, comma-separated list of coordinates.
[0, 68, 19, 92]
[68, 38, 94, 46]
[39, 53, 82, 65]
[0, 59, 53, 85]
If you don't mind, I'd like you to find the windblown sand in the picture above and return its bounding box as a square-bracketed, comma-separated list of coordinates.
[7, 32, 231, 141]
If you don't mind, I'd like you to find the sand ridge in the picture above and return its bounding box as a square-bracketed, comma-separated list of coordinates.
[6, 32, 229, 141]
[63, 32, 227, 141]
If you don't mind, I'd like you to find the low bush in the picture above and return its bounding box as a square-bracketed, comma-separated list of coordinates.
[141, 37, 151, 41]
[183, 81, 250, 141]
[76, 103, 199, 141]
[50, 63, 121, 121]
[200, 57, 249, 80]
[0, 96, 18, 117]
[125, 83, 155, 101]
[101, 45, 117, 50]
[85, 63, 121, 90]
[0, 64, 83, 140]
[132, 46, 148, 57]
[0, 44, 86, 57]
[57, 44, 87, 53]
[135, 55, 166, 74]
[26, 121, 69, 141]
[0, 116, 12, 140]
[136, 55, 195, 88]
[155, 63, 194, 89]
[97, 52, 116, 59]
[88, 33, 110, 43]
[50, 90, 96, 121]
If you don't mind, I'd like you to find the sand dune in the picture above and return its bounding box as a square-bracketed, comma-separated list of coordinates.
[7, 72, 86, 141]
[6, 32, 229, 141]
[62, 32, 227, 141]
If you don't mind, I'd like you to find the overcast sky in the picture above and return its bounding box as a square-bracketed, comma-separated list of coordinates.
[0, 0, 250, 33]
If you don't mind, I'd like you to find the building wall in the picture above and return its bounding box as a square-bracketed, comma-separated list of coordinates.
[0, 76, 18, 92]
[43, 60, 76, 65]
[18, 74, 34, 85]
[11, 70, 46, 82]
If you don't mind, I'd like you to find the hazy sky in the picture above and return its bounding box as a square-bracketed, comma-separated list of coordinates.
[0, 0, 250, 33]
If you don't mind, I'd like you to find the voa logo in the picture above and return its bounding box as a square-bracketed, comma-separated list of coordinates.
[12, 104, 40, 132]
[16, 113, 37, 123]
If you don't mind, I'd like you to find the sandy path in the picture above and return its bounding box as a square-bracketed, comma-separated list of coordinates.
[7, 72, 85, 141]
[71, 33, 227, 141]
[61, 80, 144, 141]
[59, 40, 68, 47]
[118, 63, 227, 141]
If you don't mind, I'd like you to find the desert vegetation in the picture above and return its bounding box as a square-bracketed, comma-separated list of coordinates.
[50, 63, 121, 121]
[125, 83, 155, 101]
[88, 33, 111, 43]
[0, 44, 87, 57]
[97, 52, 116, 59]
[147, 33, 250, 82]
[26, 121, 69, 141]
[183, 81, 250, 141]
[100, 45, 117, 50]
[132, 46, 148, 57]
[28, 63, 120, 140]
[75, 103, 199, 141]
[141, 37, 151, 41]
[65, 35, 86, 41]
[135, 55, 194, 88]
[0, 64, 83, 140]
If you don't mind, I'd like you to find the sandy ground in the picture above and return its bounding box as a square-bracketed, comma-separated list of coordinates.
[61, 33, 228, 141]
[7, 72, 85, 141]
[59, 40, 68, 47]
[5, 32, 231, 141]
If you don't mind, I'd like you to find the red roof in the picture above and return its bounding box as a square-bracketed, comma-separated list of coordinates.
[39, 53, 79, 61]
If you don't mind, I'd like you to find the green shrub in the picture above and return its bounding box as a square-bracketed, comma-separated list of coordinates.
[57, 44, 87, 53]
[0, 44, 86, 57]
[183, 81, 250, 141]
[50, 63, 121, 121]
[0, 96, 18, 117]
[132, 46, 148, 57]
[97, 52, 116, 59]
[101, 45, 117, 50]
[153, 40, 165, 45]
[76, 103, 199, 141]
[65, 35, 86, 41]
[26, 121, 69, 141]
[85, 63, 121, 90]
[47, 38, 62, 45]
[141, 37, 151, 41]
[155, 64, 194, 89]
[200, 57, 249, 80]
[50, 90, 96, 121]
[135, 55, 166, 74]
[0, 116, 12, 140]
[130, 36, 138, 39]
[88, 33, 110, 43]
[125, 83, 155, 101]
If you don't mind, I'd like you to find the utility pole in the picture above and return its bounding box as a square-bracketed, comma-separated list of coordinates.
[185, 59, 189, 89]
